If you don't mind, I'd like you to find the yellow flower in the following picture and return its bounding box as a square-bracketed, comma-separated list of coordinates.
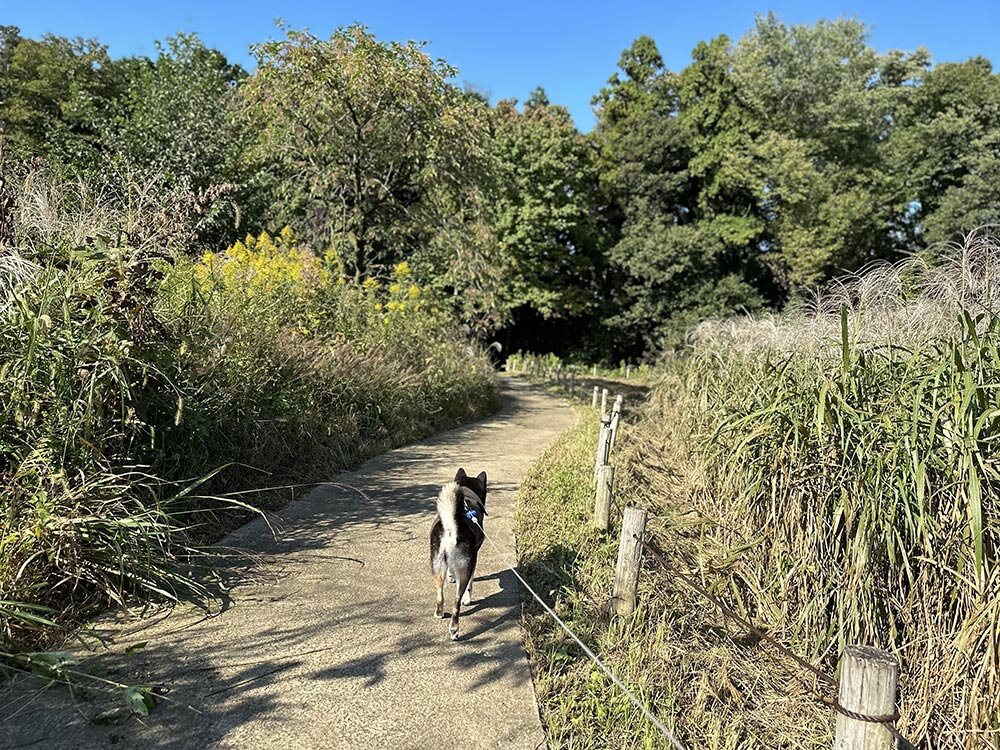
[389, 283, 401, 295]
[387, 300, 404, 312]
[407, 285, 421, 300]
[362, 278, 379, 291]
[393, 260, 411, 279]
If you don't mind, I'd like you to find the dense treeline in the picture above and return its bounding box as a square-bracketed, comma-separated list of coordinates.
[3, 16, 1000, 359]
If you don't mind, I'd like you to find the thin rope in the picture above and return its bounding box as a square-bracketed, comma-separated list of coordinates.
[467, 516, 688, 750]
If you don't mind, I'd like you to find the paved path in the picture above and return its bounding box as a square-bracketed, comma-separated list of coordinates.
[1, 378, 574, 750]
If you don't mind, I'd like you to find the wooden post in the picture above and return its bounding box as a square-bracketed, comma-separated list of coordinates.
[609, 397, 621, 443]
[593, 421, 612, 478]
[612, 507, 647, 616]
[569, 372, 575, 394]
[592, 364, 597, 377]
[594, 465, 614, 531]
[834, 646, 900, 750]
[600, 388, 608, 414]
[626, 364, 632, 379]
[609, 407, 622, 450]
[591, 386, 599, 408]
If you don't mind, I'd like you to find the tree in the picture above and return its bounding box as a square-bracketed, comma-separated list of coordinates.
[491, 90, 609, 320]
[731, 16, 923, 284]
[0, 28, 120, 173]
[103, 34, 250, 245]
[890, 57, 1000, 244]
[594, 36, 763, 354]
[241, 25, 491, 279]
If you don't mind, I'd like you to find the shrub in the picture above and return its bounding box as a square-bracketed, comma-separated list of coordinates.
[0, 171, 499, 649]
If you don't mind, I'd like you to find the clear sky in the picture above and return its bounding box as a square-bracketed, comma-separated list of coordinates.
[7, 1, 1000, 130]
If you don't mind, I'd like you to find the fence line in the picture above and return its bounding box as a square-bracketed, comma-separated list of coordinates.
[466, 515, 689, 750]
[514, 362, 918, 750]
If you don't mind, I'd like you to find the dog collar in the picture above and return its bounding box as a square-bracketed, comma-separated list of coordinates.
[460, 487, 482, 504]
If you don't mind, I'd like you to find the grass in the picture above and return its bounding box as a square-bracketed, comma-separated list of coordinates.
[506, 351, 653, 381]
[516, 408, 830, 749]
[517, 230, 1000, 749]
[0, 168, 500, 652]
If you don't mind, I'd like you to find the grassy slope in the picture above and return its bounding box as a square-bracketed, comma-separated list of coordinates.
[516, 401, 829, 750]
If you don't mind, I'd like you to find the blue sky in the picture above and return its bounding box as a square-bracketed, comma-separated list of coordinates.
[8, 1, 1000, 130]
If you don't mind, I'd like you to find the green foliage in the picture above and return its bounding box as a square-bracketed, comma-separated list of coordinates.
[591, 16, 958, 356]
[0, 27, 119, 172]
[6, 18, 1000, 360]
[0, 28, 252, 248]
[241, 25, 491, 279]
[490, 91, 610, 320]
[890, 56, 1000, 244]
[594, 34, 766, 353]
[0, 170, 499, 650]
[103, 34, 250, 244]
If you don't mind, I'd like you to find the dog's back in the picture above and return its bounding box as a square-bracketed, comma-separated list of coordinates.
[430, 482, 483, 579]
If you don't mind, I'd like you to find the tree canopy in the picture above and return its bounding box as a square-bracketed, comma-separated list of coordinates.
[4, 17, 1000, 359]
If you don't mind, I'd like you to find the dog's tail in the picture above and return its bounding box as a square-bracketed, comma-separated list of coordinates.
[436, 482, 462, 540]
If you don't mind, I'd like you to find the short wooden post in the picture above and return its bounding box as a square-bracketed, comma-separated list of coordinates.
[834, 646, 900, 750]
[591, 386, 599, 408]
[609, 409, 622, 451]
[593, 421, 612, 478]
[569, 372, 575, 394]
[594, 465, 614, 531]
[612, 507, 647, 616]
[626, 364, 632, 379]
[592, 364, 597, 377]
[600, 388, 608, 414]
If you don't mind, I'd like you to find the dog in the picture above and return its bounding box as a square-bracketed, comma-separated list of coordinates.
[429, 468, 487, 640]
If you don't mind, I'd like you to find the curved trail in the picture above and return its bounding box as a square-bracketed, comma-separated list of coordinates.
[1, 378, 574, 750]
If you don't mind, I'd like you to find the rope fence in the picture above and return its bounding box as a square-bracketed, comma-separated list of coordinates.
[513, 362, 921, 750]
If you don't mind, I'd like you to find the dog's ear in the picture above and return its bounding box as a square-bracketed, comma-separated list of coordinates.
[455, 468, 467, 482]
[477, 471, 487, 488]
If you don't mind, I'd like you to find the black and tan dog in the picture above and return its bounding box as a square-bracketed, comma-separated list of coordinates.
[429, 468, 487, 640]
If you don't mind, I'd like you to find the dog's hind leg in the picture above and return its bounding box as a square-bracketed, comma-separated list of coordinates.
[462, 550, 478, 605]
[450, 569, 471, 640]
[433, 571, 445, 618]
[462, 579, 472, 605]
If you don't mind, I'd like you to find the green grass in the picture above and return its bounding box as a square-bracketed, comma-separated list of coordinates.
[518, 235, 1000, 749]
[0, 169, 500, 651]
[516, 410, 830, 750]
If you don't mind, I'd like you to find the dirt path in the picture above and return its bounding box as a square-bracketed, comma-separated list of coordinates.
[1, 377, 574, 750]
